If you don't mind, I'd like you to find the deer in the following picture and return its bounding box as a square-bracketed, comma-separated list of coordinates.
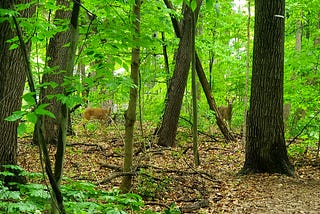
[217, 98, 235, 129]
[83, 107, 112, 125]
[83, 100, 114, 127]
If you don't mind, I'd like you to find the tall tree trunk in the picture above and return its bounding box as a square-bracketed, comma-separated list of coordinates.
[158, 2, 201, 147]
[54, 0, 79, 187]
[121, 0, 141, 193]
[195, 53, 235, 143]
[0, 0, 34, 183]
[191, 6, 199, 166]
[51, 1, 79, 213]
[239, 0, 294, 176]
[161, 31, 171, 93]
[33, 0, 73, 145]
[314, 12, 320, 47]
[243, 0, 251, 146]
[161, 0, 233, 144]
[295, 11, 303, 51]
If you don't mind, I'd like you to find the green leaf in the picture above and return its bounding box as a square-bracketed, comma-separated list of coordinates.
[26, 112, 37, 124]
[0, 9, 19, 17]
[0, 190, 21, 200]
[17, 123, 26, 136]
[2, 165, 24, 171]
[206, 0, 213, 9]
[34, 104, 55, 118]
[0, 171, 15, 176]
[22, 92, 36, 105]
[5, 111, 25, 121]
[191, 0, 198, 11]
[9, 43, 19, 50]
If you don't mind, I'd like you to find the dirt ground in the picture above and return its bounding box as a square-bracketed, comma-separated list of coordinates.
[18, 124, 320, 213]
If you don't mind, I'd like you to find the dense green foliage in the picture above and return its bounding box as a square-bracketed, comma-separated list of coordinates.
[0, 165, 146, 213]
[0, 0, 319, 212]
[2, 0, 318, 142]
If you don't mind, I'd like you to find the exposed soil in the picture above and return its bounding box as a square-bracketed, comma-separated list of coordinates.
[18, 124, 320, 213]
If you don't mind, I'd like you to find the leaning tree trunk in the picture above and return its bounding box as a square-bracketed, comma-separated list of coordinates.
[158, 2, 202, 147]
[160, 0, 233, 144]
[0, 0, 35, 183]
[33, 0, 73, 145]
[239, 0, 294, 176]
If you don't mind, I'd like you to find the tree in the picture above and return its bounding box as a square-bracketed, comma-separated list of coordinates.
[158, 1, 202, 147]
[0, 0, 35, 184]
[120, 0, 141, 193]
[239, 0, 294, 176]
[158, 0, 233, 146]
[33, 0, 74, 145]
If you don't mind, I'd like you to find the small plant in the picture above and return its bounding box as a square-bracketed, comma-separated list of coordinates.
[0, 166, 145, 213]
[164, 203, 181, 214]
[136, 169, 170, 200]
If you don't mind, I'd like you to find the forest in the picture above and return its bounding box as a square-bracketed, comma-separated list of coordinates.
[0, 0, 319, 213]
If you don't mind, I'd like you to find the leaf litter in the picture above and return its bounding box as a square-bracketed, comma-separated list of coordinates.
[18, 123, 320, 213]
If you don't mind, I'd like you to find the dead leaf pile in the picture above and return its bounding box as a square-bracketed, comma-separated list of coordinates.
[18, 124, 320, 213]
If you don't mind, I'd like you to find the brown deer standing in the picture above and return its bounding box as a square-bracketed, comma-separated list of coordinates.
[218, 98, 235, 129]
[83, 100, 114, 126]
[83, 107, 112, 126]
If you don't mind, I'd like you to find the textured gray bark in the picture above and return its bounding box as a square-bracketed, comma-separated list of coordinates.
[0, 0, 34, 166]
[158, 3, 198, 147]
[240, 0, 294, 176]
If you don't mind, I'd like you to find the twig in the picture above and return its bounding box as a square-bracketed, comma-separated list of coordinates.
[180, 199, 209, 213]
[144, 202, 170, 209]
[287, 111, 320, 147]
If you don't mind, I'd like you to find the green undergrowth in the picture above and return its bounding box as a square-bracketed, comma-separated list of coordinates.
[0, 165, 180, 214]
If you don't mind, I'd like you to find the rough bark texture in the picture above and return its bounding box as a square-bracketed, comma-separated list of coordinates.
[240, 0, 294, 176]
[159, 0, 233, 145]
[158, 4, 195, 147]
[33, 0, 72, 145]
[0, 0, 34, 171]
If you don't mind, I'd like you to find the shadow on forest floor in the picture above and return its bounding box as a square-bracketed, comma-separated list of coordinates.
[18, 124, 320, 213]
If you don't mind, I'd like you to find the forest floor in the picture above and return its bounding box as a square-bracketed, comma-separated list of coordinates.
[18, 123, 320, 213]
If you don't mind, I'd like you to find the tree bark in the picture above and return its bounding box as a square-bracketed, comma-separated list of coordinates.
[0, 0, 34, 183]
[33, 0, 73, 145]
[195, 53, 235, 143]
[121, 0, 141, 193]
[158, 2, 202, 147]
[191, 6, 200, 166]
[159, 0, 233, 145]
[239, 0, 294, 176]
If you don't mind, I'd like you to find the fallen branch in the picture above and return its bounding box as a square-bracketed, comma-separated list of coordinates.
[144, 201, 170, 209]
[99, 163, 122, 171]
[179, 199, 209, 213]
[287, 111, 319, 147]
[67, 142, 105, 151]
[96, 163, 220, 186]
[180, 116, 218, 141]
